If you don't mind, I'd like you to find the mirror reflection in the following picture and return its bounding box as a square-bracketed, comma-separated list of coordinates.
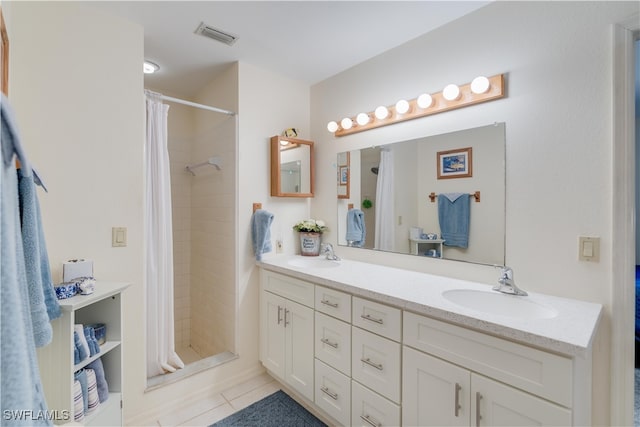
[271, 136, 314, 197]
[337, 123, 505, 266]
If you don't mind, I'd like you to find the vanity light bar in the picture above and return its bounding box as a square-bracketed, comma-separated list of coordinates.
[327, 74, 505, 137]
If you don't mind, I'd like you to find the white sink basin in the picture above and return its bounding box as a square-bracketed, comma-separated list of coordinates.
[287, 257, 342, 269]
[442, 289, 558, 319]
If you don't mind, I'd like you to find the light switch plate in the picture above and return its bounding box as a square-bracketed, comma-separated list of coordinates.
[112, 227, 127, 247]
[578, 236, 599, 262]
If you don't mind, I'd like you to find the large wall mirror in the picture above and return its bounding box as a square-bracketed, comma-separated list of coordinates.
[337, 123, 505, 266]
[271, 135, 314, 197]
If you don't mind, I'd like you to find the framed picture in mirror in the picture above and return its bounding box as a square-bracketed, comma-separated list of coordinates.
[437, 147, 472, 179]
[337, 152, 350, 199]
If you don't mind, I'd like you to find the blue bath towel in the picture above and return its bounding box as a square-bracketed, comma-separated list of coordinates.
[1, 93, 52, 426]
[251, 209, 274, 261]
[74, 331, 88, 364]
[87, 359, 109, 403]
[345, 209, 366, 247]
[437, 193, 470, 248]
[84, 326, 100, 356]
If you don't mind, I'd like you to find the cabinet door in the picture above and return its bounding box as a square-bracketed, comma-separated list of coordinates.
[471, 374, 571, 426]
[285, 299, 315, 401]
[260, 291, 286, 379]
[403, 346, 470, 427]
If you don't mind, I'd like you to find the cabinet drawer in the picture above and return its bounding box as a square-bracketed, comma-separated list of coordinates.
[261, 270, 314, 308]
[315, 359, 351, 427]
[315, 286, 351, 322]
[352, 297, 401, 342]
[352, 327, 401, 404]
[315, 312, 351, 376]
[403, 311, 572, 407]
[351, 380, 400, 427]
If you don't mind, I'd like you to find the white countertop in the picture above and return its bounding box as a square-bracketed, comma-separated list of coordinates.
[258, 255, 602, 358]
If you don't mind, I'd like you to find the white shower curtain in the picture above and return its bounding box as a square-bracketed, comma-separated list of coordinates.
[374, 147, 395, 251]
[144, 91, 184, 377]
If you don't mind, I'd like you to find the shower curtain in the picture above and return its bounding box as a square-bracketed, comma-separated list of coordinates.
[144, 91, 184, 377]
[374, 147, 394, 251]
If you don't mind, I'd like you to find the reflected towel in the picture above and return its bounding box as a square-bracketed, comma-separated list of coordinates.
[438, 193, 470, 248]
[345, 209, 366, 247]
[251, 209, 274, 261]
[87, 359, 109, 403]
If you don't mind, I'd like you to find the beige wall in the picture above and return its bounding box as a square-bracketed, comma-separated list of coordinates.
[311, 2, 640, 424]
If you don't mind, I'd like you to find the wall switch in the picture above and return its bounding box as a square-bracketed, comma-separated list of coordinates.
[276, 239, 283, 254]
[578, 236, 599, 262]
[112, 227, 127, 247]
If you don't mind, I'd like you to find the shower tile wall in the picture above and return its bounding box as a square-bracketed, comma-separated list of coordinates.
[189, 111, 235, 358]
[168, 104, 195, 352]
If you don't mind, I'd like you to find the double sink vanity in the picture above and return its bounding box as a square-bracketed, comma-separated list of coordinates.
[258, 255, 602, 426]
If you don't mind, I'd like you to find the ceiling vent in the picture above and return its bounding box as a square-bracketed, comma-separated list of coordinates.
[194, 22, 238, 46]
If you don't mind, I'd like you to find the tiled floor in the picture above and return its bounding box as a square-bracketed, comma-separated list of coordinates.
[156, 372, 282, 426]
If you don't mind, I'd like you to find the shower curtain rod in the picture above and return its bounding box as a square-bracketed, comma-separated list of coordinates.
[159, 94, 236, 116]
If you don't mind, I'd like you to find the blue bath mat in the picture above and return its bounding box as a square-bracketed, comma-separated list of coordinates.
[211, 390, 326, 427]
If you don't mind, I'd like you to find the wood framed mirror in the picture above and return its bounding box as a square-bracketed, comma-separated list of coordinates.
[270, 135, 314, 197]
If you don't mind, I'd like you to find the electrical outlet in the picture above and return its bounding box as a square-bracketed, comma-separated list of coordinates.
[276, 239, 284, 254]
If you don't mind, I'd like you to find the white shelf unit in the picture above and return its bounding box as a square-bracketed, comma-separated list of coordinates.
[409, 238, 445, 257]
[37, 281, 130, 426]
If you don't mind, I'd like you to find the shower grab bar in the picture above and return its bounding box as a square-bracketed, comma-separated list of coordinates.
[186, 156, 223, 175]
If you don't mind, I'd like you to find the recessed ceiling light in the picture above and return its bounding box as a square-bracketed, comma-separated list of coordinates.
[143, 61, 160, 74]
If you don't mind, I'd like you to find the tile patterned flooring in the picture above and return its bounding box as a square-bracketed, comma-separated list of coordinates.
[155, 372, 282, 426]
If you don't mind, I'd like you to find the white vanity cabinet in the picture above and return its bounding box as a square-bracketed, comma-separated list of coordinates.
[403, 312, 573, 426]
[37, 281, 129, 426]
[260, 270, 315, 402]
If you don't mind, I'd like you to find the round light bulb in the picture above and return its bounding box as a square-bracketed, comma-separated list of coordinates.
[356, 113, 370, 126]
[280, 139, 289, 146]
[374, 106, 389, 120]
[442, 84, 461, 101]
[417, 93, 433, 109]
[395, 99, 410, 115]
[327, 121, 339, 132]
[341, 117, 353, 130]
[471, 76, 490, 94]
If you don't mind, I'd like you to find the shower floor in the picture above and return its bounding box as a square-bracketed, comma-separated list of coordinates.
[177, 346, 202, 365]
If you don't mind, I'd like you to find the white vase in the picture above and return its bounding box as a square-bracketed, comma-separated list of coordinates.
[299, 232, 322, 256]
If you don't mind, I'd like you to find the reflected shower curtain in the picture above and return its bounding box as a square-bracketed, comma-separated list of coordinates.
[374, 147, 394, 251]
[144, 91, 184, 377]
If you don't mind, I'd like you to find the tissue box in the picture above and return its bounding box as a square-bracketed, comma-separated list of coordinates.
[63, 259, 93, 281]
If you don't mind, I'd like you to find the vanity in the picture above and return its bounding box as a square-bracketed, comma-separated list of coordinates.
[258, 255, 601, 427]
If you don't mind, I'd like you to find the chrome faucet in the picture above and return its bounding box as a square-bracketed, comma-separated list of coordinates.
[493, 266, 528, 296]
[321, 243, 340, 261]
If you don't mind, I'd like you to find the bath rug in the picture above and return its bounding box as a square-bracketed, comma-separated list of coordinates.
[211, 390, 326, 427]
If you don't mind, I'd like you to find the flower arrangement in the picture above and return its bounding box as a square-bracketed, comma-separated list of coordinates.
[292, 219, 328, 234]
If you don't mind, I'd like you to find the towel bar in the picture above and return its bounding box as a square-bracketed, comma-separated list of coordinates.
[429, 191, 480, 203]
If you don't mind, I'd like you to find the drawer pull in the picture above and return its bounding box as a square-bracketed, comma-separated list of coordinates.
[320, 338, 338, 349]
[454, 383, 461, 417]
[277, 306, 283, 325]
[321, 299, 339, 308]
[475, 392, 483, 427]
[360, 357, 383, 371]
[284, 309, 290, 327]
[320, 386, 338, 400]
[360, 414, 382, 427]
[360, 313, 384, 325]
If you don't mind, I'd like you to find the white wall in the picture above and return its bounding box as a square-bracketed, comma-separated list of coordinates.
[311, 2, 639, 424]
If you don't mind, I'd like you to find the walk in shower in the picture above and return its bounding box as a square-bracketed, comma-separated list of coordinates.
[148, 95, 237, 386]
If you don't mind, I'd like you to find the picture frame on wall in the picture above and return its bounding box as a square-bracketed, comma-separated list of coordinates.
[437, 147, 473, 179]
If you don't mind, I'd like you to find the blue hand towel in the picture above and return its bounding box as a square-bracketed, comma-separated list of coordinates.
[345, 209, 366, 247]
[83, 326, 100, 356]
[75, 324, 90, 358]
[74, 331, 88, 364]
[437, 193, 470, 248]
[251, 209, 274, 261]
[74, 343, 80, 365]
[87, 359, 109, 403]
